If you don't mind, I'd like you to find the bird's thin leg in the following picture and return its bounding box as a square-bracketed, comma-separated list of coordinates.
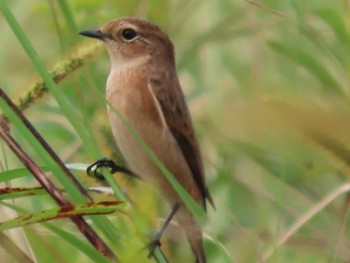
[86, 157, 140, 180]
[148, 203, 181, 259]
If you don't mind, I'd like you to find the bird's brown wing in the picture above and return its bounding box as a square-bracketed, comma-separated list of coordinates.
[149, 74, 214, 210]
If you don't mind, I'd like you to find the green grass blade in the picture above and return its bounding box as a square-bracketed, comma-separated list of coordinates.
[57, 0, 78, 33]
[69, 163, 127, 201]
[0, 164, 89, 182]
[45, 223, 110, 263]
[316, 8, 350, 49]
[1, 202, 111, 263]
[0, 94, 121, 245]
[98, 167, 127, 202]
[0, 0, 100, 158]
[0, 201, 123, 232]
[0, 168, 32, 182]
[0, 96, 87, 204]
[0, 187, 47, 201]
[268, 40, 344, 96]
[153, 247, 168, 263]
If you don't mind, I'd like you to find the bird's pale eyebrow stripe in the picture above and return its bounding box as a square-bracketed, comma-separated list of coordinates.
[120, 22, 139, 31]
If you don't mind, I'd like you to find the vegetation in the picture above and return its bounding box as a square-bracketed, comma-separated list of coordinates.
[0, 0, 350, 262]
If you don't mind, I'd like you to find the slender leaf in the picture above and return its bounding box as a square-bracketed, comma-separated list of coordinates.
[316, 8, 350, 49]
[0, 0, 99, 157]
[268, 41, 343, 96]
[0, 201, 123, 232]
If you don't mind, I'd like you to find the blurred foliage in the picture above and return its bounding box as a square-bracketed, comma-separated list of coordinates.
[1, 0, 350, 262]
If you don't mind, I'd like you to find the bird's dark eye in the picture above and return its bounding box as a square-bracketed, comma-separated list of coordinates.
[121, 28, 137, 41]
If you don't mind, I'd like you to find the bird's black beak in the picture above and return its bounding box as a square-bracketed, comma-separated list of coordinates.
[79, 29, 106, 40]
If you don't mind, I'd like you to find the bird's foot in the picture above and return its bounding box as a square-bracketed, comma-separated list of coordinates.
[86, 157, 136, 180]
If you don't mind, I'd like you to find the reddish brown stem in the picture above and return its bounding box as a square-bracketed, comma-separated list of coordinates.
[0, 88, 117, 260]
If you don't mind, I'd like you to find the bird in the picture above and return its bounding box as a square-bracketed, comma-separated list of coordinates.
[79, 17, 214, 263]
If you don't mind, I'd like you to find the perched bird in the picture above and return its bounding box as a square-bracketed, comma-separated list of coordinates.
[79, 17, 214, 263]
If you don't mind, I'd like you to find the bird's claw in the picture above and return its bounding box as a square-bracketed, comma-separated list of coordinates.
[86, 158, 118, 181]
[87, 157, 139, 181]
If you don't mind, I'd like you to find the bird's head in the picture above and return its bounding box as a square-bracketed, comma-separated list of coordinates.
[79, 17, 175, 69]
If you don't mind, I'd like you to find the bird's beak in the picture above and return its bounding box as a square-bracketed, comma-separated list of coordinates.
[79, 29, 106, 40]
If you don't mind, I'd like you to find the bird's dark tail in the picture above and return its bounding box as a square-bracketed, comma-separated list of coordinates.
[193, 238, 206, 263]
[176, 207, 207, 263]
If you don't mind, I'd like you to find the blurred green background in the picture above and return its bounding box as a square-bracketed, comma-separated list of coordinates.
[1, 0, 350, 262]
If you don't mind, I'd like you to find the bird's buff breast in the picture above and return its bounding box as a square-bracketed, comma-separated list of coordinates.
[106, 71, 187, 187]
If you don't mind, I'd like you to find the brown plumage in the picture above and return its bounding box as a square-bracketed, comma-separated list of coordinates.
[80, 17, 214, 263]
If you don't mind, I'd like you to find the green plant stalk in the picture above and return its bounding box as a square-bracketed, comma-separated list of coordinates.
[57, 0, 78, 34]
[0, 93, 119, 246]
[0, 186, 47, 201]
[98, 167, 127, 201]
[153, 247, 168, 263]
[88, 169, 169, 262]
[16, 41, 103, 111]
[0, 0, 100, 158]
[1, 201, 111, 263]
[46, 223, 110, 263]
[268, 41, 343, 96]
[0, 2, 121, 245]
[91, 167, 170, 263]
[0, 163, 91, 182]
[0, 96, 87, 204]
[0, 167, 30, 182]
[0, 201, 123, 232]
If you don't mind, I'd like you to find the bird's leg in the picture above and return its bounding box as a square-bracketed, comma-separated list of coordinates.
[86, 157, 140, 180]
[148, 203, 181, 259]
